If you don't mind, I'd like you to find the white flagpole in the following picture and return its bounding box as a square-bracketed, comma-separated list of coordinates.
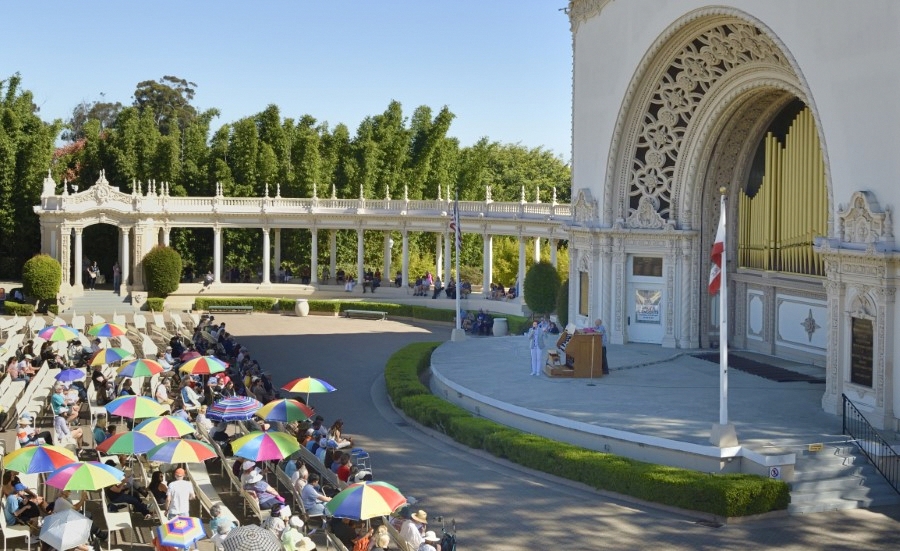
[718, 191, 728, 426]
[454, 191, 462, 332]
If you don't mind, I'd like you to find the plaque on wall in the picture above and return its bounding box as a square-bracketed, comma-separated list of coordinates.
[850, 317, 873, 387]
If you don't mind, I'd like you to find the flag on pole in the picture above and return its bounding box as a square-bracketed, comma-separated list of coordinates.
[708, 198, 726, 295]
[450, 195, 462, 249]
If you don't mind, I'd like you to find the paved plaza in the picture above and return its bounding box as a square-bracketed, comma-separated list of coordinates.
[216, 313, 900, 550]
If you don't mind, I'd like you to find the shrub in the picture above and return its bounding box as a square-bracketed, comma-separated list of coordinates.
[308, 300, 341, 314]
[22, 254, 61, 311]
[193, 297, 277, 311]
[145, 298, 166, 312]
[5, 302, 35, 316]
[142, 246, 183, 297]
[384, 343, 791, 517]
[557, 278, 569, 327]
[524, 261, 561, 315]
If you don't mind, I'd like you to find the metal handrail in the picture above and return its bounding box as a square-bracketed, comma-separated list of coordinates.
[842, 394, 900, 494]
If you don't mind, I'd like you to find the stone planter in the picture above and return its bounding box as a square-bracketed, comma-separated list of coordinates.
[492, 317, 508, 337]
[294, 299, 310, 317]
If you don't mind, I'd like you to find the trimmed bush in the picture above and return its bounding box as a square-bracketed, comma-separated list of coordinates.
[308, 300, 342, 314]
[193, 297, 277, 312]
[145, 298, 166, 312]
[5, 302, 35, 316]
[557, 278, 569, 328]
[524, 261, 561, 315]
[384, 343, 791, 517]
[142, 246, 183, 297]
[48, 304, 59, 315]
[22, 254, 61, 311]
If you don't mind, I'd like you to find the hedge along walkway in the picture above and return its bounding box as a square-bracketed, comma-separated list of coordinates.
[384, 342, 791, 518]
[191, 296, 533, 335]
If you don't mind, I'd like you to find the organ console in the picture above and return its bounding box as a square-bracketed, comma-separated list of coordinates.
[549, 331, 603, 378]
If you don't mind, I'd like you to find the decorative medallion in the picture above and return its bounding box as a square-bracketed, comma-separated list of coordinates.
[800, 308, 821, 342]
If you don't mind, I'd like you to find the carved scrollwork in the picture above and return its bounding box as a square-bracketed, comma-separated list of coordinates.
[626, 195, 666, 229]
[838, 191, 894, 245]
[572, 189, 598, 226]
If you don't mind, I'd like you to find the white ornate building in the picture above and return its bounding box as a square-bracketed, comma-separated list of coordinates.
[565, 0, 900, 428]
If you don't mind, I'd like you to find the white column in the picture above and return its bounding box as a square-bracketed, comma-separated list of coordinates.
[435, 233, 443, 280]
[262, 228, 271, 284]
[401, 230, 410, 288]
[444, 230, 452, 281]
[483, 234, 493, 293]
[50, 227, 58, 260]
[550, 238, 558, 267]
[517, 236, 526, 303]
[311, 228, 319, 284]
[60, 227, 71, 286]
[383, 232, 392, 281]
[120, 228, 130, 293]
[73, 228, 84, 289]
[163, 227, 171, 247]
[213, 227, 222, 283]
[273, 229, 281, 277]
[329, 230, 337, 282]
[534, 237, 541, 263]
[356, 228, 365, 283]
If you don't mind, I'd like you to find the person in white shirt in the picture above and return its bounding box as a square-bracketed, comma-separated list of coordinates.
[165, 468, 195, 518]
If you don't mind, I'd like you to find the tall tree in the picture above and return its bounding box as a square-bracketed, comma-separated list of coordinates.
[62, 98, 123, 142]
[132, 75, 198, 135]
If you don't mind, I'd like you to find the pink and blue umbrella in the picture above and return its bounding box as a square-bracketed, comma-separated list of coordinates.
[325, 481, 407, 520]
[86, 322, 127, 338]
[37, 325, 80, 342]
[231, 431, 301, 462]
[155, 516, 206, 549]
[2, 444, 78, 474]
[207, 396, 262, 422]
[104, 395, 168, 419]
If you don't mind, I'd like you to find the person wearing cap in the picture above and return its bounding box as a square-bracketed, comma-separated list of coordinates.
[51, 384, 80, 424]
[166, 467, 195, 518]
[4, 482, 44, 531]
[239, 460, 259, 484]
[400, 510, 428, 550]
[300, 473, 331, 517]
[418, 531, 442, 551]
[243, 469, 284, 510]
[281, 515, 316, 551]
[16, 414, 51, 447]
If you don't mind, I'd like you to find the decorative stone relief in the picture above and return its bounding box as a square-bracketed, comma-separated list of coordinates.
[626, 195, 666, 229]
[800, 308, 821, 342]
[567, 0, 612, 33]
[577, 249, 592, 273]
[572, 188, 598, 226]
[838, 191, 894, 245]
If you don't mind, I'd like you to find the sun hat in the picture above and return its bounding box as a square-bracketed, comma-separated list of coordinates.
[411, 510, 428, 524]
[17, 416, 32, 425]
[242, 461, 257, 471]
[289, 516, 304, 529]
[245, 470, 263, 484]
[423, 531, 441, 542]
[278, 505, 292, 518]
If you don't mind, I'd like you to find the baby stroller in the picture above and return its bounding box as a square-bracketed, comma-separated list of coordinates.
[436, 516, 457, 551]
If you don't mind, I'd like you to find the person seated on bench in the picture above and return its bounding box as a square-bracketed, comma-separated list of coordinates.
[300, 473, 332, 517]
[413, 276, 424, 296]
[344, 275, 356, 292]
[105, 473, 153, 519]
[322, 266, 330, 283]
[445, 278, 456, 299]
[431, 276, 444, 299]
[492, 283, 506, 300]
[395, 271, 402, 287]
[17, 414, 52, 447]
[204, 271, 214, 287]
[243, 469, 284, 511]
[363, 270, 378, 293]
[336, 269, 345, 283]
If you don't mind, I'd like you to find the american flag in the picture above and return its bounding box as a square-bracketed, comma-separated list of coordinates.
[450, 194, 462, 249]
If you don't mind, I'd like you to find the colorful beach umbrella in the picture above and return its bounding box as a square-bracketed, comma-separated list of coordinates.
[325, 481, 407, 520]
[55, 368, 86, 383]
[255, 398, 314, 423]
[231, 431, 301, 462]
[146, 439, 217, 464]
[37, 325, 80, 342]
[2, 444, 78, 474]
[207, 396, 262, 422]
[118, 358, 165, 378]
[40, 509, 93, 550]
[155, 516, 206, 549]
[180, 350, 201, 362]
[104, 395, 168, 419]
[96, 430, 164, 456]
[86, 322, 127, 338]
[46, 461, 124, 491]
[179, 355, 228, 375]
[89, 347, 133, 366]
[281, 376, 336, 406]
[135, 415, 196, 438]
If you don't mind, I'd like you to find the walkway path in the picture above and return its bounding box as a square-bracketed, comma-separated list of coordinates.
[218, 314, 900, 549]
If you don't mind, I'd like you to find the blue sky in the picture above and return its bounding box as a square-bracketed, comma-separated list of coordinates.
[2, 1, 573, 160]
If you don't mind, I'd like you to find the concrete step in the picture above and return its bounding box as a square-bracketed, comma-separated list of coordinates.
[788, 493, 900, 514]
[71, 290, 137, 315]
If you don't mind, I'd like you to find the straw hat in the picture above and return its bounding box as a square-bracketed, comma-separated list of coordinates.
[411, 510, 428, 524]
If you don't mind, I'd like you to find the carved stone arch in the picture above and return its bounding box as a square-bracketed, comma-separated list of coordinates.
[577, 248, 592, 273]
[848, 287, 876, 319]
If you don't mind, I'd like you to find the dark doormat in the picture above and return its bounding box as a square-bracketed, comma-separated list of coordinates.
[693, 352, 825, 383]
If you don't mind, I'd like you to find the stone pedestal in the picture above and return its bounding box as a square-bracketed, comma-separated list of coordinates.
[492, 318, 508, 337]
[295, 299, 310, 317]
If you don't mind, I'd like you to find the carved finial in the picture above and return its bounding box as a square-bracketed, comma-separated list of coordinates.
[404, 184, 408, 201]
[265, 182, 269, 197]
[215, 181, 221, 196]
[520, 185, 526, 204]
[535, 185, 541, 203]
[486, 185, 492, 203]
[331, 184, 336, 199]
[885, 207, 894, 239]
[62, 178, 69, 196]
[359, 184, 364, 200]
[385, 184, 390, 200]
[136, 179, 142, 195]
[276, 183, 281, 198]
[552, 186, 557, 205]
[447, 185, 451, 202]
[312, 181, 318, 199]
[719, 186, 727, 195]
[437, 184, 442, 201]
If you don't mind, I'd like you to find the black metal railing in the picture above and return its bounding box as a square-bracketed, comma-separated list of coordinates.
[842, 394, 900, 494]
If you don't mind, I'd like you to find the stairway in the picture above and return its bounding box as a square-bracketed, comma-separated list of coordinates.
[789, 443, 900, 513]
[70, 290, 138, 316]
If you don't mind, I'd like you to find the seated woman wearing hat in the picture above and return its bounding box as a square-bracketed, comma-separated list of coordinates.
[400, 510, 428, 550]
[243, 469, 284, 510]
[16, 414, 52, 447]
[418, 530, 442, 551]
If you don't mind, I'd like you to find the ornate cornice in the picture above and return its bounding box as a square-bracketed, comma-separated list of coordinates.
[568, 0, 612, 33]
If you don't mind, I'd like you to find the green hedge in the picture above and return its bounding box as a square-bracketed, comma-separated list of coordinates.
[144, 298, 166, 312]
[384, 343, 790, 517]
[142, 246, 183, 297]
[194, 297, 277, 312]
[5, 302, 35, 316]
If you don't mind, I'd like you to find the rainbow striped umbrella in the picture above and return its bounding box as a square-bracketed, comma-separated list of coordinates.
[147, 439, 216, 464]
[2, 444, 78, 474]
[37, 325, 80, 342]
[104, 395, 167, 419]
[96, 430, 164, 456]
[256, 399, 314, 423]
[46, 461, 124, 491]
[207, 396, 261, 422]
[135, 415, 196, 438]
[325, 481, 407, 520]
[280, 376, 336, 406]
[86, 322, 127, 338]
[231, 431, 301, 462]
[179, 355, 228, 375]
[118, 358, 165, 378]
[155, 516, 206, 549]
[89, 347, 133, 366]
